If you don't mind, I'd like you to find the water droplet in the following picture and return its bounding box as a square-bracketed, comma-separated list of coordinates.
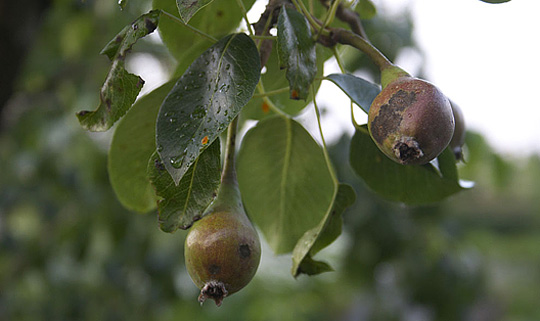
[198, 72, 205, 78]
[168, 117, 177, 123]
[224, 110, 228, 116]
[170, 155, 183, 169]
[225, 64, 231, 70]
[219, 83, 227, 93]
[157, 145, 163, 152]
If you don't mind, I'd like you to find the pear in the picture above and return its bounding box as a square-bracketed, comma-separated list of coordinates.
[184, 121, 261, 307]
[368, 76, 455, 165]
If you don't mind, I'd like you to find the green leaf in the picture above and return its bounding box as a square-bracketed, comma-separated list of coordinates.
[325, 73, 381, 113]
[349, 126, 466, 205]
[237, 116, 336, 254]
[108, 81, 175, 213]
[357, 0, 377, 20]
[76, 10, 160, 132]
[277, 7, 317, 100]
[242, 46, 331, 120]
[153, 0, 255, 69]
[292, 184, 356, 277]
[156, 33, 260, 185]
[296, 256, 333, 276]
[177, 0, 214, 23]
[148, 140, 221, 232]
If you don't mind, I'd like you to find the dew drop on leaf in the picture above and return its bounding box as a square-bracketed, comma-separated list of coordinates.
[170, 155, 184, 169]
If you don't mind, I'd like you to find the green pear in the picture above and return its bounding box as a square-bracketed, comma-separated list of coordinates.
[184, 128, 261, 307]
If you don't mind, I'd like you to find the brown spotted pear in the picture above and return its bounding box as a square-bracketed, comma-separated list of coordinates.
[184, 122, 261, 307]
[368, 76, 455, 165]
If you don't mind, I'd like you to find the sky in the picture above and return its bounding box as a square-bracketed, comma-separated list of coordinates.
[133, 0, 540, 157]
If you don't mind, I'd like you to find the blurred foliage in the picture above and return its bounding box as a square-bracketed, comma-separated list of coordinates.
[1, 0, 540, 320]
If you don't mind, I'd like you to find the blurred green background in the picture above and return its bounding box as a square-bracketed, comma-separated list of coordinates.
[1, 0, 539, 320]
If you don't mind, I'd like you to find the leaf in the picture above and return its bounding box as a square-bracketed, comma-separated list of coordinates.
[325, 73, 380, 113]
[292, 184, 356, 277]
[153, 0, 256, 67]
[108, 81, 175, 213]
[357, 0, 377, 20]
[156, 33, 260, 185]
[76, 10, 160, 131]
[148, 140, 221, 232]
[296, 256, 333, 276]
[349, 126, 466, 205]
[237, 116, 336, 254]
[177, 0, 213, 23]
[277, 7, 317, 100]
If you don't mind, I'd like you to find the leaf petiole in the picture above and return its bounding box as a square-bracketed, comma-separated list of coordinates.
[234, 0, 254, 36]
[256, 81, 289, 117]
[311, 84, 338, 185]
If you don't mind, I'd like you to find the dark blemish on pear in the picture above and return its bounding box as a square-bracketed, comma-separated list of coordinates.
[239, 244, 251, 259]
[209, 264, 221, 275]
[370, 89, 416, 145]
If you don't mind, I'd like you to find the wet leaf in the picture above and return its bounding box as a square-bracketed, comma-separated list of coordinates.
[237, 116, 336, 254]
[156, 33, 260, 185]
[76, 10, 160, 131]
[148, 140, 221, 232]
[292, 184, 356, 277]
[349, 126, 467, 204]
[277, 6, 317, 100]
[108, 81, 175, 213]
[325, 73, 380, 113]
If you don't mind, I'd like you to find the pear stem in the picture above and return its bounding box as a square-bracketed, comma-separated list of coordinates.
[221, 117, 239, 188]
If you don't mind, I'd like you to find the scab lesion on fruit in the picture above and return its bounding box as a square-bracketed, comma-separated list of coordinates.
[239, 244, 251, 259]
[370, 90, 417, 145]
[208, 264, 221, 275]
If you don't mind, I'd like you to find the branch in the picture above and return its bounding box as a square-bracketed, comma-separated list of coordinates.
[318, 0, 368, 39]
[252, 0, 284, 68]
